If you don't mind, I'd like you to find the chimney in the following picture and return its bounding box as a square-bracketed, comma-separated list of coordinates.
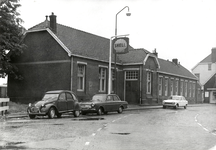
[172, 58, 178, 65]
[152, 48, 158, 57]
[45, 15, 49, 28]
[49, 12, 57, 33]
[211, 47, 216, 63]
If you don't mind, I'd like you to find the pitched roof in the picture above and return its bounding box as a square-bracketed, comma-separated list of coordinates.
[28, 21, 116, 62]
[200, 54, 211, 63]
[28, 20, 196, 80]
[158, 59, 196, 79]
[118, 48, 150, 64]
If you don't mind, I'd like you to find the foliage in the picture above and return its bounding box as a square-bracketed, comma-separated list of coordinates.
[0, 0, 26, 79]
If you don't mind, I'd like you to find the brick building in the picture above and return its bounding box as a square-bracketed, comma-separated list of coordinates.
[8, 13, 201, 104]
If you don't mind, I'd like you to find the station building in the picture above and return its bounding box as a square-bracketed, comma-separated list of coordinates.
[8, 13, 202, 104]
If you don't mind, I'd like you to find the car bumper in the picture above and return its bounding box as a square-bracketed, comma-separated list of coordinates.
[81, 107, 97, 113]
[163, 103, 176, 107]
[27, 107, 47, 116]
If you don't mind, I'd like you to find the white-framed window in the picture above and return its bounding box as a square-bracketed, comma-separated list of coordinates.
[189, 81, 192, 97]
[165, 77, 168, 96]
[192, 82, 195, 97]
[158, 76, 163, 96]
[126, 71, 138, 80]
[175, 79, 179, 95]
[185, 81, 188, 97]
[77, 64, 85, 91]
[170, 79, 173, 95]
[180, 80, 184, 96]
[99, 67, 107, 92]
[147, 72, 152, 94]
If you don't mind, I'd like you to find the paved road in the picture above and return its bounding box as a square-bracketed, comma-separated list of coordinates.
[0, 105, 216, 150]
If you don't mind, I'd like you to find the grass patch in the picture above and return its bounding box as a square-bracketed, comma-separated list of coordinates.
[7, 102, 28, 114]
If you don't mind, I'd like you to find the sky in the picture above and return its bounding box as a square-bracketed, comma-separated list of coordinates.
[17, 0, 216, 71]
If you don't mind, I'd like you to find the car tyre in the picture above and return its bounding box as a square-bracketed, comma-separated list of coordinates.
[117, 106, 123, 114]
[163, 105, 166, 109]
[97, 107, 102, 115]
[74, 110, 80, 117]
[174, 104, 179, 109]
[48, 107, 56, 119]
[184, 104, 187, 109]
[29, 114, 36, 119]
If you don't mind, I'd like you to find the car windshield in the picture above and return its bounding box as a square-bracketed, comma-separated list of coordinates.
[91, 95, 106, 102]
[42, 93, 59, 102]
[169, 96, 181, 100]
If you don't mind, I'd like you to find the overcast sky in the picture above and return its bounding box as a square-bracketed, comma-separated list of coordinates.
[17, 0, 216, 71]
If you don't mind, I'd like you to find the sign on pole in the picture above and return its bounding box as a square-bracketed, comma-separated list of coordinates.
[112, 37, 129, 54]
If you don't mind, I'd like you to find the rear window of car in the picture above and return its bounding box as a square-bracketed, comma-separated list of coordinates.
[169, 96, 181, 100]
[113, 95, 120, 101]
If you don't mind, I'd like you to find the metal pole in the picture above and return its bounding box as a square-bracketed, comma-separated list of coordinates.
[114, 6, 130, 94]
[108, 37, 112, 94]
[108, 34, 129, 94]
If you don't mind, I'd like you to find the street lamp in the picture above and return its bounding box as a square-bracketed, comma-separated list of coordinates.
[114, 6, 131, 94]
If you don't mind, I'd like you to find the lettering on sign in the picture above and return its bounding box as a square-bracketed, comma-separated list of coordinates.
[112, 37, 129, 54]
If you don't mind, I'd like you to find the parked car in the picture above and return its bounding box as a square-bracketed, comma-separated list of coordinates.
[162, 95, 188, 109]
[79, 94, 128, 115]
[27, 90, 81, 119]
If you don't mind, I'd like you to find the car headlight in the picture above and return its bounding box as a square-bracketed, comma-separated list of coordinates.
[41, 104, 46, 108]
[28, 103, 32, 107]
[91, 103, 95, 108]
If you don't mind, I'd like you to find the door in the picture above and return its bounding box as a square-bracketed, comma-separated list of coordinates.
[125, 81, 139, 104]
[57, 93, 67, 112]
[66, 92, 75, 111]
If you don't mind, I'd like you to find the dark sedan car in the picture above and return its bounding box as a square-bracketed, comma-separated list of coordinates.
[27, 90, 81, 119]
[79, 94, 128, 115]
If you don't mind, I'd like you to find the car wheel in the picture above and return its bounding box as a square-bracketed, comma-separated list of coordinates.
[29, 114, 36, 119]
[57, 113, 62, 118]
[117, 106, 123, 114]
[74, 110, 80, 117]
[174, 104, 179, 109]
[163, 105, 166, 109]
[48, 107, 56, 119]
[184, 104, 187, 109]
[97, 107, 102, 115]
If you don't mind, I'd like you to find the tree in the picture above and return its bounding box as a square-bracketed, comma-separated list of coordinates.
[0, 0, 26, 79]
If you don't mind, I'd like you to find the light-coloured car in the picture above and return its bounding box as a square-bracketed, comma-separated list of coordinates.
[162, 95, 188, 109]
[79, 94, 128, 115]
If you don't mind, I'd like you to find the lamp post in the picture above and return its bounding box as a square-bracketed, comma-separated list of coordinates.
[114, 6, 131, 94]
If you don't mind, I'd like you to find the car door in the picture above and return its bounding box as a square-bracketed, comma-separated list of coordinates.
[57, 93, 67, 112]
[105, 95, 114, 112]
[113, 95, 121, 110]
[179, 97, 185, 106]
[181, 97, 187, 106]
[66, 92, 74, 111]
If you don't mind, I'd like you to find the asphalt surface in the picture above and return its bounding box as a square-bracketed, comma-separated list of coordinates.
[1, 103, 212, 120]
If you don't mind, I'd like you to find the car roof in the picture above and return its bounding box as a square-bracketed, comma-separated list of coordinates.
[170, 95, 184, 97]
[93, 94, 119, 96]
[46, 90, 74, 94]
